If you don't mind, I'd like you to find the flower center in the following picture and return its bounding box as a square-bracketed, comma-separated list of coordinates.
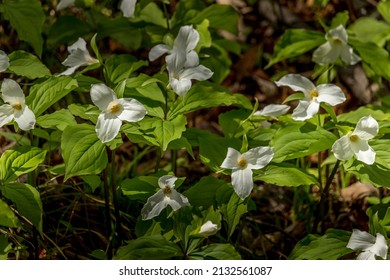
[237, 157, 248, 169]
[332, 37, 343, 45]
[12, 102, 22, 111]
[107, 102, 122, 114]
[349, 134, 359, 142]
[309, 89, 319, 100]
[163, 186, 172, 195]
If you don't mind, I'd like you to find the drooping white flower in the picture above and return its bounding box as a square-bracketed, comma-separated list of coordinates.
[90, 83, 147, 143]
[347, 229, 388, 260]
[275, 74, 346, 121]
[0, 50, 9, 72]
[59, 38, 99, 76]
[0, 79, 35, 131]
[198, 220, 219, 237]
[56, 0, 75, 11]
[313, 24, 361, 65]
[141, 175, 190, 220]
[221, 147, 274, 199]
[120, 0, 137, 18]
[332, 115, 378, 165]
[254, 104, 290, 117]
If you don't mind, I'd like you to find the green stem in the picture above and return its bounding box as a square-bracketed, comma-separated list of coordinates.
[171, 149, 177, 174]
[110, 149, 122, 246]
[155, 149, 162, 173]
[102, 166, 112, 258]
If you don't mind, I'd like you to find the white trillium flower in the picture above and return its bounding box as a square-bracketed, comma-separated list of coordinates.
[59, 38, 99, 76]
[221, 147, 274, 199]
[313, 24, 361, 65]
[198, 220, 219, 237]
[141, 175, 190, 220]
[56, 0, 75, 11]
[332, 115, 378, 165]
[0, 79, 35, 131]
[275, 74, 346, 121]
[347, 229, 388, 260]
[120, 0, 137, 18]
[254, 104, 290, 117]
[0, 50, 9, 72]
[90, 83, 147, 143]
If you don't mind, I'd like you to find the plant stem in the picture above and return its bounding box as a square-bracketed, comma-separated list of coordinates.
[171, 149, 177, 174]
[155, 149, 162, 173]
[110, 149, 123, 246]
[102, 167, 112, 258]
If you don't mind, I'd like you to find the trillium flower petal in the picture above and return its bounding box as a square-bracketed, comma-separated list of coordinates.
[350, 138, 376, 165]
[371, 233, 388, 259]
[316, 84, 346, 106]
[174, 25, 200, 54]
[340, 45, 361, 65]
[231, 168, 253, 199]
[357, 251, 376, 260]
[58, 66, 78, 76]
[167, 189, 190, 211]
[170, 77, 192, 97]
[347, 229, 376, 251]
[141, 190, 168, 220]
[1, 79, 25, 104]
[14, 106, 35, 130]
[184, 51, 199, 68]
[180, 65, 213, 81]
[328, 25, 348, 43]
[148, 44, 171, 61]
[120, 0, 137, 18]
[0, 104, 14, 127]
[291, 100, 320, 121]
[221, 148, 241, 169]
[275, 74, 315, 94]
[96, 112, 122, 143]
[158, 175, 178, 189]
[254, 104, 290, 117]
[199, 221, 219, 236]
[117, 98, 147, 122]
[312, 41, 342, 65]
[245, 147, 274, 169]
[353, 115, 378, 140]
[332, 135, 354, 161]
[56, 0, 75, 11]
[0, 50, 9, 72]
[90, 84, 116, 111]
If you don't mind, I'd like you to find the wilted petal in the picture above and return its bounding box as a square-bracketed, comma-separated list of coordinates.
[158, 175, 178, 189]
[231, 168, 253, 199]
[244, 146, 274, 169]
[275, 74, 315, 95]
[0, 104, 14, 127]
[1, 79, 26, 104]
[166, 189, 190, 211]
[199, 221, 219, 236]
[291, 100, 320, 121]
[221, 147, 241, 169]
[56, 0, 75, 11]
[350, 138, 376, 165]
[332, 135, 354, 161]
[347, 229, 376, 251]
[120, 0, 137, 18]
[340, 44, 361, 65]
[255, 104, 290, 117]
[117, 98, 147, 122]
[141, 190, 168, 220]
[353, 115, 378, 140]
[312, 41, 342, 65]
[316, 84, 346, 106]
[180, 65, 213, 81]
[96, 112, 122, 143]
[148, 44, 171, 61]
[90, 84, 116, 111]
[0, 50, 9, 72]
[14, 106, 35, 131]
[170, 77, 192, 97]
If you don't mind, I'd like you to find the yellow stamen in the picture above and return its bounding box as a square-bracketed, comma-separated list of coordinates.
[349, 134, 359, 142]
[332, 38, 342, 45]
[309, 89, 319, 100]
[107, 102, 121, 114]
[12, 102, 22, 111]
[237, 157, 248, 169]
[163, 186, 172, 195]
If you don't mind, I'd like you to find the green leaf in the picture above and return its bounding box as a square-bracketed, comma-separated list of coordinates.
[120, 176, 158, 201]
[337, 106, 388, 124]
[61, 124, 108, 180]
[266, 29, 325, 68]
[0, 146, 46, 184]
[378, 1, 390, 23]
[289, 229, 352, 260]
[37, 109, 77, 131]
[255, 163, 319, 186]
[47, 16, 92, 47]
[138, 2, 167, 28]
[218, 109, 252, 138]
[330, 11, 349, 29]
[201, 43, 231, 84]
[1, 0, 45, 56]
[0, 199, 20, 228]
[343, 159, 390, 188]
[190, 243, 241, 260]
[67, 103, 99, 124]
[167, 137, 195, 159]
[348, 18, 390, 47]
[184, 176, 232, 208]
[221, 192, 248, 237]
[26, 76, 78, 117]
[0, 235, 13, 260]
[8, 51, 51, 79]
[271, 122, 337, 162]
[168, 83, 251, 119]
[195, 19, 212, 51]
[2, 183, 43, 233]
[105, 54, 148, 84]
[0, 131, 30, 146]
[113, 235, 182, 260]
